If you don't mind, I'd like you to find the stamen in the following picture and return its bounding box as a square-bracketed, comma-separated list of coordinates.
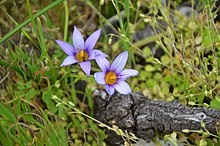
[75, 50, 89, 62]
[105, 72, 117, 85]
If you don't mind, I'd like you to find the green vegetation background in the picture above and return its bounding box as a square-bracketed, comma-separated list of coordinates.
[0, 0, 220, 145]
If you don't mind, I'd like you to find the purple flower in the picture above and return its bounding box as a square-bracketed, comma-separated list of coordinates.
[56, 26, 107, 76]
[94, 51, 139, 95]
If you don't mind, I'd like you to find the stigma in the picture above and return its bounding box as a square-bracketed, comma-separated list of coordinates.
[105, 72, 117, 85]
[75, 50, 89, 62]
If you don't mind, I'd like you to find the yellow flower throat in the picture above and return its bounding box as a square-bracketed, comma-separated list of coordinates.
[76, 50, 88, 62]
[105, 72, 117, 85]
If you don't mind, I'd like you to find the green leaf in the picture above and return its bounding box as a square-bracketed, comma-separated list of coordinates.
[26, 62, 37, 76]
[42, 89, 52, 106]
[203, 29, 212, 49]
[0, 60, 9, 67]
[0, 124, 14, 146]
[58, 107, 67, 120]
[161, 55, 171, 65]
[146, 79, 158, 88]
[145, 64, 155, 72]
[11, 66, 27, 81]
[143, 47, 152, 56]
[0, 102, 16, 123]
[14, 99, 21, 116]
[37, 17, 48, 60]
[55, 123, 68, 146]
[42, 89, 57, 113]
[199, 139, 207, 146]
[26, 88, 37, 99]
[210, 98, 220, 109]
[25, 80, 33, 89]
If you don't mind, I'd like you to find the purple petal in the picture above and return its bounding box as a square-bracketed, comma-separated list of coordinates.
[105, 84, 115, 95]
[79, 61, 91, 76]
[88, 50, 108, 60]
[95, 56, 110, 72]
[73, 26, 85, 50]
[88, 51, 95, 60]
[110, 51, 128, 74]
[94, 72, 106, 85]
[93, 50, 108, 58]
[56, 40, 74, 55]
[60, 56, 78, 66]
[114, 80, 131, 95]
[85, 28, 102, 52]
[119, 69, 139, 80]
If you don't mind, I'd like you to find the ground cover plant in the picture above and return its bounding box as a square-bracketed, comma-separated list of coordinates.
[0, 0, 220, 145]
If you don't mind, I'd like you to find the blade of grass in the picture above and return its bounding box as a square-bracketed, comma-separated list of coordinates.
[26, 0, 38, 34]
[63, 0, 69, 42]
[85, 88, 94, 110]
[0, 102, 16, 123]
[71, 78, 77, 104]
[123, 0, 135, 65]
[0, 0, 64, 44]
[0, 58, 27, 80]
[7, 41, 27, 80]
[37, 17, 48, 60]
[112, 0, 125, 33]
[124, 0, 130, 39]
[27, 0, 48, 60]
[0, 125, 14, 146]
[0, 7, 39, 49]
[18, 126, 33, 143]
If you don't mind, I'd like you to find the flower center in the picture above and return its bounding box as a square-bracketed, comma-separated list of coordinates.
[105, 72, 117, 85]
[75, 50, 89, 62]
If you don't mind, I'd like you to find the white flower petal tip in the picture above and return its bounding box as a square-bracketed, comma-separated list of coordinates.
[60, 56, 78, 66]
[94, 72, 106, 85]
